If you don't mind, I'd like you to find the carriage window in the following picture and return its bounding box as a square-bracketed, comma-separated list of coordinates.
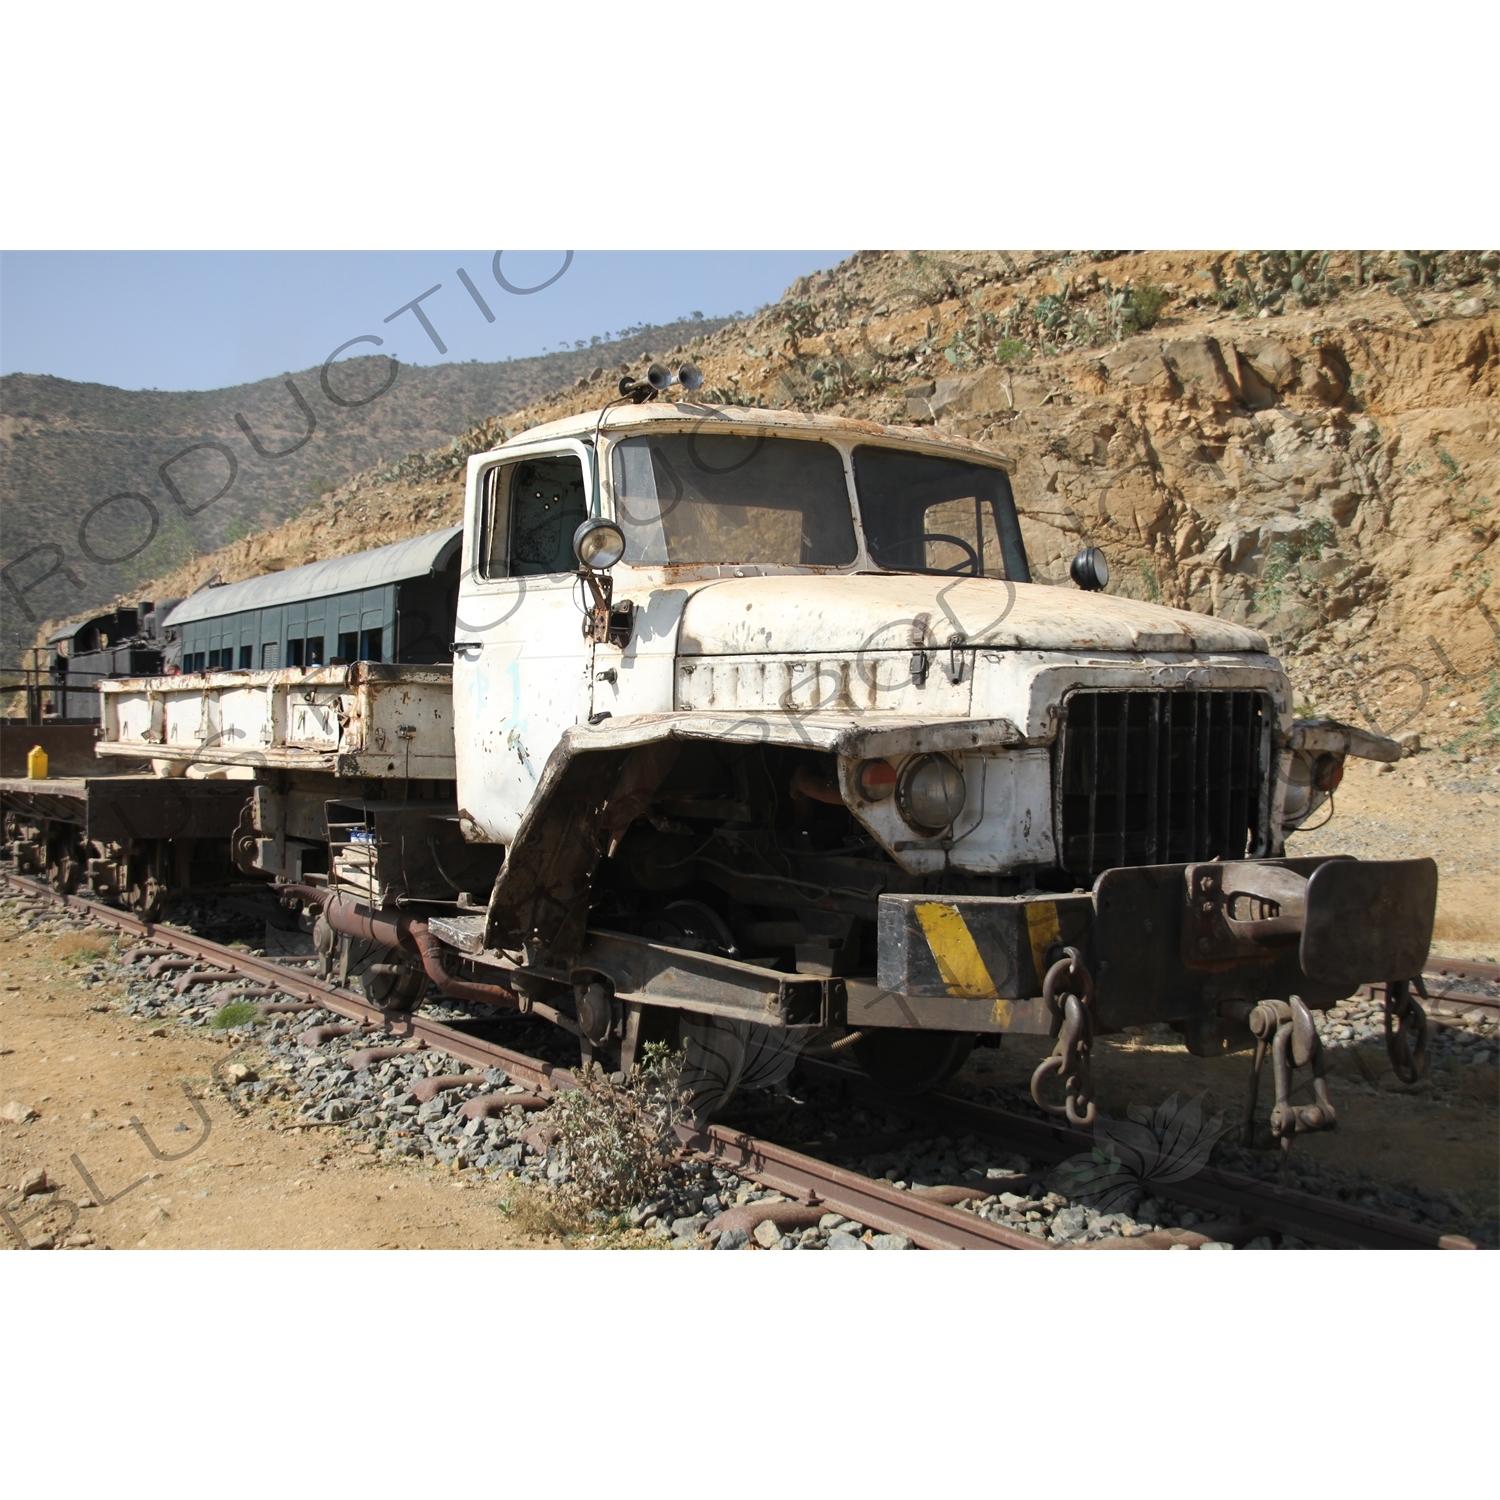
[509, 456, 588, 577]
[305, 636, 324, 666]
[238, 645, 253, 669]
[358, 628, 383, 662]
[261, 643, 279, 669]
[287, 638, 305, 668]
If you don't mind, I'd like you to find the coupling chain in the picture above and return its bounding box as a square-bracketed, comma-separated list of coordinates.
[1031, 946, 1097, 1128]
[1383, 977, 1430, 1085]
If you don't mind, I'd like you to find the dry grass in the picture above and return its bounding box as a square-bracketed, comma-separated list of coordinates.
[1431, 875, 1500, 957]
[50, 931, 111, 962]
[1433, 912, 1494, 943]
[495, 1182, 584, 1241]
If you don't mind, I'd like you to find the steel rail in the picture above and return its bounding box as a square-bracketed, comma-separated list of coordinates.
[1344, 979, 1499, 1022]
[1425, 956, 1500, 983]
[1416, 958, 1500, 1018]
[675, 1123, 1046, 1251]
[794, 1058, 1478, 1250]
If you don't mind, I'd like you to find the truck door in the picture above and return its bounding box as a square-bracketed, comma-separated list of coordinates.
[453, 441, 594, 846]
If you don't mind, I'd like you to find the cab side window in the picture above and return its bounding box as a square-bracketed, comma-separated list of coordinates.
[509, 456, 588, 576]
[478, 463, 512, 579]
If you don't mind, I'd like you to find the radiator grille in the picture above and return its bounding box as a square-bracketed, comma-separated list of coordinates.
[1057, 690, 1272, 883]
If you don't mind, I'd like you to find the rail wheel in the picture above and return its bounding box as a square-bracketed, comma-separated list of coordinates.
[850, 1029, 974, 1096]
[640, 901, 798, 1118]
[676, 1014, 749, 1118]
[674, 1015, 805, 1119]
[345, 937, 426, 1013]
[128, 873, 167, 923]
[45, 836, 81, 895]
[639, 899, 737, 956]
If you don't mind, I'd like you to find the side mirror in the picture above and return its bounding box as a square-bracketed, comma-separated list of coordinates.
[1070, 546, 1109, 592]
[573, 517, 626, 571]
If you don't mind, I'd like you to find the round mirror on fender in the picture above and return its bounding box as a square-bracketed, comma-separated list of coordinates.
[677, 362, 703, 391]
[573, 518, 627, 571]
[1070, 546, 1109, 591]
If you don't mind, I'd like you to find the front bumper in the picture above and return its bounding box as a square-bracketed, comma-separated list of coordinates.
[863, 855, 1437, 1036]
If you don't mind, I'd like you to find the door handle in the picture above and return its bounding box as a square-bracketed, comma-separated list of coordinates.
[450, 641, 484, 653]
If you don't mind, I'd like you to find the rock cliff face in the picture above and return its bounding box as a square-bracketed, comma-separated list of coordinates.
[52, 250, 1499, 750]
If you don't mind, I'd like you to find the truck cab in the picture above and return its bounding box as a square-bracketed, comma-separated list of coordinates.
[442, 400, 1433, 1110]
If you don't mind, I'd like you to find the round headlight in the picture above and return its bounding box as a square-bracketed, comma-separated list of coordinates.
[899, 754, 967, 833]
[573, 518, 626, 570]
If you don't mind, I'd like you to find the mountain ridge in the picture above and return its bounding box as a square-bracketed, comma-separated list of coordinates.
[0, 316, 731, 653]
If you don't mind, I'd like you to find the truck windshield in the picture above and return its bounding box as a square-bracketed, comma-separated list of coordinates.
[853, 446, 1031, 582]
[611, 433, 857, 566]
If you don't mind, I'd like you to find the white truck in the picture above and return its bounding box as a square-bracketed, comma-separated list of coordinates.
[94, 386, 1436, 1124]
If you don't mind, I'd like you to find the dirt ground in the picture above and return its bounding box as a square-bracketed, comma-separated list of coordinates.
[0, 922, 573, 1251]
[962, 1026, 1497, 1223]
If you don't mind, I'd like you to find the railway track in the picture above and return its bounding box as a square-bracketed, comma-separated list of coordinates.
[0, 870, 1481, 1251]
[781, 1062, 1477, 1251]
[1426, 957, 1500, 983]
[0, 871, 1034, 1250]
[1413, 957, 1500, 1021]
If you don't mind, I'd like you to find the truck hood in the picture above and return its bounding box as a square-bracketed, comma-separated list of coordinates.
[676, 574, 1266, 656]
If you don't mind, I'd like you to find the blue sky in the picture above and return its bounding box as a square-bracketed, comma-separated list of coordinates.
[0, 251, 852, 393]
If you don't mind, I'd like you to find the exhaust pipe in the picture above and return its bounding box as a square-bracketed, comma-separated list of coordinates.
[282, 885, 520, 1010]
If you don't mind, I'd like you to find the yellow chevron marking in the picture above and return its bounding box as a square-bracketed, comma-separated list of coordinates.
[914, 901, 997, 1000]
[1024, 901, 1061, 985]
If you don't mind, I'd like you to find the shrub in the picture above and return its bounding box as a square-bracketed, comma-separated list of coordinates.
[1251, 519, 1337, 615]
[780, 298, 819, 356]
[549, 1043, 689, 1212]
[1124, 283, 1171, 331]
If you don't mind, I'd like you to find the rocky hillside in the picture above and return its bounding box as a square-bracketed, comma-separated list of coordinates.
[43, 250, 1500, 750]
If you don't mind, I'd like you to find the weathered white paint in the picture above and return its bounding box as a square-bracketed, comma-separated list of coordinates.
[838, 746, 1058, 874]
[96, 667, 455, 778]
[675, 574, 1265, 657]
[453, 437, 596, 845]
[444, 405, 1296, 870]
